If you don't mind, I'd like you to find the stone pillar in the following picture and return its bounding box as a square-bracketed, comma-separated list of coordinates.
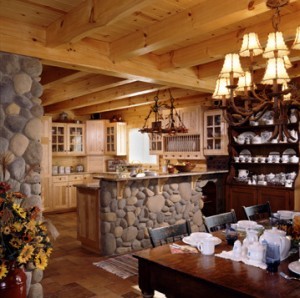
[0, 51, 44, 297]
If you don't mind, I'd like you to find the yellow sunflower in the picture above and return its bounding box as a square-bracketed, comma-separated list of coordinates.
[12, 221, 23, 232]
[46, 247, 53, 257]
[34, 250, 48, 270]
[26, 219, 36, 231]
[17, 244, 34, 264]
[9, 237, 22, 249]
[2, 226, 11, 235]
[0, 262, 8, 279]
[12, 203, 26, 218]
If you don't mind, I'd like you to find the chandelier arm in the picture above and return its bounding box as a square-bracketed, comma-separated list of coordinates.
[283, 125, 296, 142]
[224, 111, 251, 126]
[269, 124, 279, 141]
[251, 87, 270, 102]
[229, 98, 255, 117]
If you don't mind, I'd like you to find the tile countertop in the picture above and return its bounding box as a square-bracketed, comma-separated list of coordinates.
[92, 170, 228, 182]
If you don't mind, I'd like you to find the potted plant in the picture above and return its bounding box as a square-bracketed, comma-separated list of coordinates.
[0, 181, 53, 297]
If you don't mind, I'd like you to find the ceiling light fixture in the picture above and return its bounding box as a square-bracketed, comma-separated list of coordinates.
[139, 89, 188, 136]
[213, 0, 300, 142]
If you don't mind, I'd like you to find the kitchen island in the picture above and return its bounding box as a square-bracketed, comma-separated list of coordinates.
[76, 170, 227, 255]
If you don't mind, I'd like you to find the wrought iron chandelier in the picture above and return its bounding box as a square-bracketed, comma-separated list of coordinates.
[139, 89, 188, 135]
[213, 0, 300, 142]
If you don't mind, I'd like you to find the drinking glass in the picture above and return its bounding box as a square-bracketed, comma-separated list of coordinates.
[265, 243, 280, 273]
[226, 224, 238, 246]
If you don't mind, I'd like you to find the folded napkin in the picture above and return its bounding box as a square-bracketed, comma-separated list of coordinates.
[169, 244, 198, 254]
[215, 250, 267, 270]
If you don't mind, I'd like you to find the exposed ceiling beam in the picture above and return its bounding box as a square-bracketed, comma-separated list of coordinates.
[44, 81, 167, 114]
[110, 0, 268, 62]
[42, 75, 135, 106]
[0, 17, 212, 92]
[74, 88, 207, 115]
[46, 0, 154, 47]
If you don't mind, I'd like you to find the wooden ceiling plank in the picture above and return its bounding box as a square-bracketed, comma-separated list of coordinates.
[44, 81, 166, 113]
[41, 68, 88, 87]
[110, 0, 267, 62]
[0, 17, 211, 92]
[42, 75, 134, 106]
[46, 0, 154, 47]
[161, 4, 300, 70]
[73, 88, 205, 115]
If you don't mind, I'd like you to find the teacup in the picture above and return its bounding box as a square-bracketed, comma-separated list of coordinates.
[274, 156, 280, 163]
[252, 157, 259, 163]
[234, 156, 239, 163]
[281, 156, 289, 163]
[197, 238, 215, 255]
[290, 155, 299, 163]
[259, 157, 266, 163]
[267, 156, 273, 163]
[239, 156, 246, 162]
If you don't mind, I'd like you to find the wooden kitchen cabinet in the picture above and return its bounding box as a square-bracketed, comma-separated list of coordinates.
[77, 186, 101, 253]
[227, 185, 294, 220]
[149, 133, 163, 155]
[52, 123, 85, 156]
[86, 120, 108, 155]
[50, 174, 89, 212]
[203, 109, 228, 155]
[105, 122, 127, 155]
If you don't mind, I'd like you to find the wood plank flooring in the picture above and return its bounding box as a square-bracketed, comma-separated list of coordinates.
[41, 212, 143, 298]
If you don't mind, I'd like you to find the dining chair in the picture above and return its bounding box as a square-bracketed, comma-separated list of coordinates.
[242, 201, 272, 221]
[148, 220, 191, 247]
[203, 209, 237, 232]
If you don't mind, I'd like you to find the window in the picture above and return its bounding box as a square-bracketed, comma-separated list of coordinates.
[128, 128, 157, 164]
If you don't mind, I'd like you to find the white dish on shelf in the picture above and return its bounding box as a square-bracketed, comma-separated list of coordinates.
[261, 131, 272, 143]
[282, 148, 297, 156]
[182, 235, 222, 247]
[288, 260, 300, 275]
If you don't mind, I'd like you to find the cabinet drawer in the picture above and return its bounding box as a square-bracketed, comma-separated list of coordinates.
[69, 175, 84, 182]
[52, 176, 68, 182]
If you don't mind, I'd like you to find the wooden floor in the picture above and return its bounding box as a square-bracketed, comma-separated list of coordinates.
[41, 212, 143, 298]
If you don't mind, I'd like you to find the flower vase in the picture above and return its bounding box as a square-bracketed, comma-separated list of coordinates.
[0, 263, 26, 298]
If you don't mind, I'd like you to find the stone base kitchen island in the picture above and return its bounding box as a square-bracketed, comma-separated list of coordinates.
[76, 171, 227, 256]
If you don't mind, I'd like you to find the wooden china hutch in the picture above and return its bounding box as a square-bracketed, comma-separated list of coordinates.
[226, 110, 300, 220]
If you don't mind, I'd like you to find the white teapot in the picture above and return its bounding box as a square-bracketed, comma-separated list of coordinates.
[234, 135, 245, 144]
[259, 227, 291, 261]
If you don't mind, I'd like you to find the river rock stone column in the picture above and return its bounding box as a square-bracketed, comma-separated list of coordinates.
[0, 51, 44, 297]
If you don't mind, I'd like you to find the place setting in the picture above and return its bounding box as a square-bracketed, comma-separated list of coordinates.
[169, 232, 222, 255]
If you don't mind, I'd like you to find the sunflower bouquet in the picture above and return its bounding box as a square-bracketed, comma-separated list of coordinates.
[0, 181, 52, 280]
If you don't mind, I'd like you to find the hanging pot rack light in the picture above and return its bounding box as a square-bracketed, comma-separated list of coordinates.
[213, 0, 300, 143]
[139, 89, 188, 135]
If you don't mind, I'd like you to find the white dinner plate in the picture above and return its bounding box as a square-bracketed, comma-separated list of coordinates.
[182, 236, 222, 247]
[288, 260, 300, 275]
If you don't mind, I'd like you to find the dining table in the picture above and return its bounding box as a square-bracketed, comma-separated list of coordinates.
[133, 230, 300, 298]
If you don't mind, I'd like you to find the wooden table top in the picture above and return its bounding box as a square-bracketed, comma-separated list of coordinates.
[134, 231, 300, 298]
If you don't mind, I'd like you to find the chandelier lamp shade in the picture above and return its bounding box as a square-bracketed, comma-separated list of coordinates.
[213, 0, 300, 143]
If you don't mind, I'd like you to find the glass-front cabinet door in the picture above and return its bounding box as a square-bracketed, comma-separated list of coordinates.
[67, 124, 85, 155]
[52, 123, 67, 155]
[52, 123, 85, 156]
[203, 109, 228, 155]
[106, 125, 115, 153]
